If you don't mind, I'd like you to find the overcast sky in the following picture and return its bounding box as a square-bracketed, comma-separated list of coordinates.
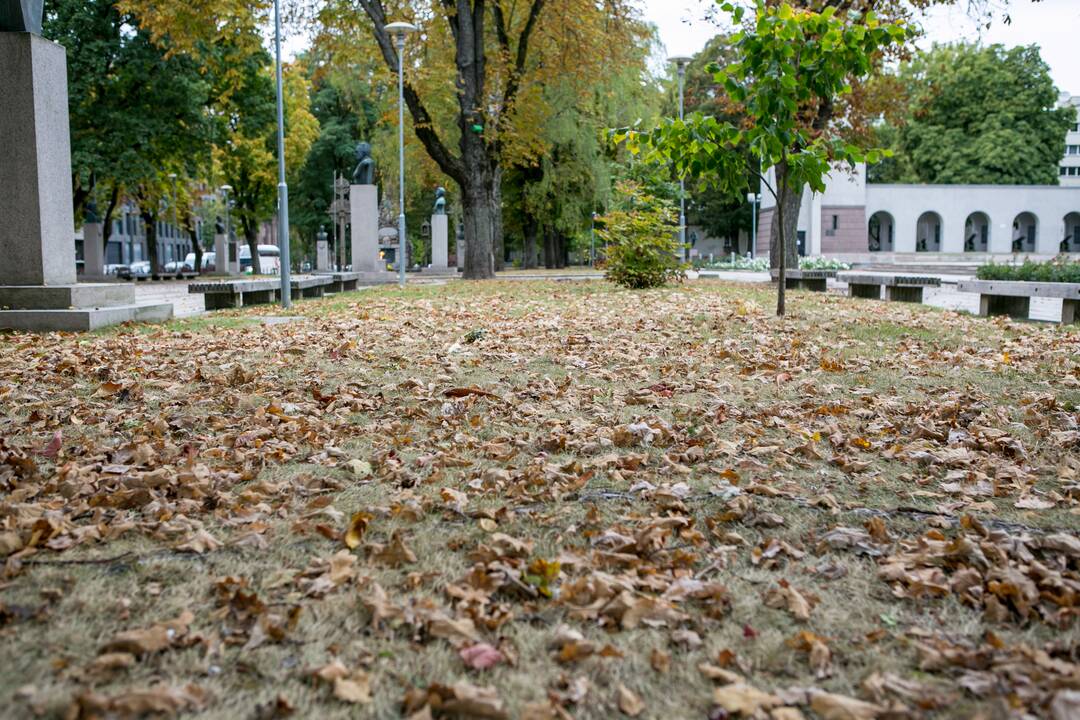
[640, 0, 1080, 95]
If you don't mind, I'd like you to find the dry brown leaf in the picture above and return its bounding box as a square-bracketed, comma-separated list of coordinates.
[616, 684, 645, 717]
[809, 691, 885, 720]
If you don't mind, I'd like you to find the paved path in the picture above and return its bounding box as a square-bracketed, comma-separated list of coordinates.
[133, 281, 204, 319]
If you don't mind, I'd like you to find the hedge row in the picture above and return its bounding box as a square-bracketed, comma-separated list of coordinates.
[976, 258, 1080, 283]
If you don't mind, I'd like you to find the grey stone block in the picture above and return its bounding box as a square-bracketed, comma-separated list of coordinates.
[0, 302, 172, 332]
[0, 283, 134, 309]
[0, 33, 76, 286]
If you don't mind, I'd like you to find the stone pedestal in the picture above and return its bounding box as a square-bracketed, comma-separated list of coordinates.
[350, 185, 380, 273]
[82, 222, 105, 279]
[0, 32, 172, 331]
[430, 214, 448, 270]
[0, 33, 75, 287]
[228, 241, 240, 274]
[212, 233, 237, 275]
[316, 240, 330, 271]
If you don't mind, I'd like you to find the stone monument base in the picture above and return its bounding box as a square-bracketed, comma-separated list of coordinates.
[0, 283, 173, 332]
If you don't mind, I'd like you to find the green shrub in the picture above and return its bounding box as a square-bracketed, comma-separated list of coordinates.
[799, 257, 851, 271]
[976, 256, 1080, 283]
[598, 181, 686, 289]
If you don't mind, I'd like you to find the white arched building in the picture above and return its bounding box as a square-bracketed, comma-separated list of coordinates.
[757, 163, 1080, 261]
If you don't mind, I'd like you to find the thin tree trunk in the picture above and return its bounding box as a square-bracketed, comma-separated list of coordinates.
[769, 161, 801, 271]
[101, 185, 120, 249]
[140, 209, 160, 280]
[244, 221, 261, 275]
[523, 215, 538, 269]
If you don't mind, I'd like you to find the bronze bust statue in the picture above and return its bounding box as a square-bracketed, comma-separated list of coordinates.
[351, 142, 375, 185]
[84, 199, 99, 224]
[433, 187, 446, 215]
[0, 0, 44, 33]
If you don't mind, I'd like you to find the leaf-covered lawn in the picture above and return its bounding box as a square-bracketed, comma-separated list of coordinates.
[1, 280, 1078, 719]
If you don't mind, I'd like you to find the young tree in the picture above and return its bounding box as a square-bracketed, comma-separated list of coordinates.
[627, 1, 909, 316]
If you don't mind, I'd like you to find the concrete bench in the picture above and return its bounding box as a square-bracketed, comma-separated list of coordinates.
[189, 276, 334, 310]
[956, 280, 1080, 324]
[313, 272, 361, 293]
[838, 273, 941, 303]
[769, 268, 835, 292]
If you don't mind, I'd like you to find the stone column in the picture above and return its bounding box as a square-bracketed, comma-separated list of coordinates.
[0, 32, 76, 287]
[430, 214, 448, 271]
[82, 222, 105, 279]
[316, 239, 330, 271]
[350, 184, 379, 272]
[228, 240, 240, 274]
[212, 233, 230, 275]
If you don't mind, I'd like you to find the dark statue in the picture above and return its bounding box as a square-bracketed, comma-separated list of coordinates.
[351, 142, 375, 185]
[433, 187, 447, 215]
[215, 216, 225, 235]
[84, 199, 99, 224]
[0, 0, 43, 33]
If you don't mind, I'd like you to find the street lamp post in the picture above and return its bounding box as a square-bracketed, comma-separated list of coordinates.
[385, 21, 417, 288]
[669, 55, 692, 264]
[168, 173, 179, 260]
[273, 0, 292, 304]
[220, 185, 232, 273]
[746, 192, 761, 258]
[590, 212, 597, 268]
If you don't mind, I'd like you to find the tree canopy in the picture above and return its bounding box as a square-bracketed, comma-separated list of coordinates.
[869, 42, 1075, 185]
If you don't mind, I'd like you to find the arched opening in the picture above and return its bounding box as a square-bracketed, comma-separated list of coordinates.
[868, 211, 894, 252]
[1012, 212, 1037, 253]
[1063, 212, 1080, 253]
[915, 211, 942, 252]
[964, 212, 990, 252]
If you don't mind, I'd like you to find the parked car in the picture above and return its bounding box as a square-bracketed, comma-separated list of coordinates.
[116, 261, 150, 280]
[181, 253, 211, 273]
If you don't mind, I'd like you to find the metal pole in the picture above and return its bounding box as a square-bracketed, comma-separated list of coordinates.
[678, 63, 687, 264]
[750, 195, 757, 258]
[224, 191, 231, 271]
[274, 0, 292, 306]
[396, 34, 407, 288]
[590, 212, 595, 268]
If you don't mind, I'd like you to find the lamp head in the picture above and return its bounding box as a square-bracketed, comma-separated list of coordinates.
[668, 55, 692, 70]
[385, 21, 417, 39]
[220, 184, 232, 195]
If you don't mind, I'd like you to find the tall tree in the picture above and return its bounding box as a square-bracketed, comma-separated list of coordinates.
[315, 0, 644, 278]
[216, 54, 319, 274]
[869, 43, 1074, 185]
[45, 0, 210, 268]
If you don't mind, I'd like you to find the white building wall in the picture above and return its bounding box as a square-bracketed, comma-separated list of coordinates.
[1059, 94, 1080, 187]
[865, 184, 1080, 254]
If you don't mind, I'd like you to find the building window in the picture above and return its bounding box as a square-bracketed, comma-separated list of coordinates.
[1063, 167, 1069, 176]
[831, 214, 839, 230]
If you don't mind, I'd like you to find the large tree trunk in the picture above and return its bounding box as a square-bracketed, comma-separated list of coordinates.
[769, 161, 801, 271]
[523, 215, 539, 269]
[243, 219, 261, 275]
[462, 171, 497, 279]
